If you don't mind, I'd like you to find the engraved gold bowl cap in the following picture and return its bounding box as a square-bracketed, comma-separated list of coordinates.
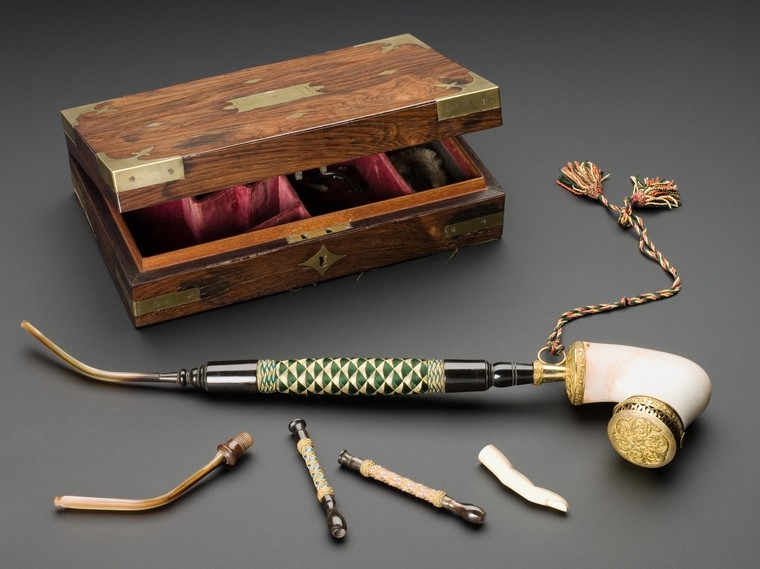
[607, 395, 685, 468]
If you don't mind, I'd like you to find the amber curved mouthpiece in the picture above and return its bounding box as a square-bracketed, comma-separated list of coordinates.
[21, 320, 179, 385]
[54, 432, 253, 511]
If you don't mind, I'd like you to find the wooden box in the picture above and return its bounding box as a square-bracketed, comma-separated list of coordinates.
[62, 34, 504, 326]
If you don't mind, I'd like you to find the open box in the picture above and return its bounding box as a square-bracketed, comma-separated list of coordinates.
[62, 34, 505, 326]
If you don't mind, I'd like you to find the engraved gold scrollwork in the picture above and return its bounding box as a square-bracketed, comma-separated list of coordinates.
[607, 396, 683, 467]
[608, 416, 672, 467]
[532, 341, 586, 406]
[564, 341, 586, 405]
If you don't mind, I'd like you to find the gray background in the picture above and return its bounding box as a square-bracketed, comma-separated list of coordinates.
[2, 1, 757, 567]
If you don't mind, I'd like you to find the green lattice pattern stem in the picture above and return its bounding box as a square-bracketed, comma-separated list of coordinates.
[258, 358, 446, 395]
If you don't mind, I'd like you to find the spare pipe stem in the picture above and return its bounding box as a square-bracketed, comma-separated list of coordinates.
[289, 419, 347, 539]
[338, 449, 486, 525]
[54, 432, 252, 511]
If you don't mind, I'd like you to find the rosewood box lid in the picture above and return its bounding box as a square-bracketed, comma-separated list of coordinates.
[61, 33, 501, 213]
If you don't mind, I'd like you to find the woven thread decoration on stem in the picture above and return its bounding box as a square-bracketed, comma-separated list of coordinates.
[296, 437, 334, 501]
[548, 161, 682, 356]
[359, 459, 446, 507]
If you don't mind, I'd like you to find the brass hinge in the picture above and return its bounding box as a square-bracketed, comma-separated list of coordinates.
[444, 212, 503, 238]
[286, 222, 353, 244]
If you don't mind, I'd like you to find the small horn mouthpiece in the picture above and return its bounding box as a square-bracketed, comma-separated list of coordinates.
[53, 432, 253, 511]
[478, 444, 568, 512]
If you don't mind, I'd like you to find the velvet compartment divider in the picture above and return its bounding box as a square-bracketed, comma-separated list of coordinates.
[125, 176, 309, 256]
[124, 139, 479, 257]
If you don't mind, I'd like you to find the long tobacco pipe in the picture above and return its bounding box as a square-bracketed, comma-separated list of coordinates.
[21, 320, 710, 469]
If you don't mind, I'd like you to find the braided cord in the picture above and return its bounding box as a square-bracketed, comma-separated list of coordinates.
[548, 161, 682, 355]
[359, 459, 446, 508]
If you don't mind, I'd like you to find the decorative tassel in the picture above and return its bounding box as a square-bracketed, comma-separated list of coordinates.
[630, 176, 681, 208]
[556, 161, 609, 199]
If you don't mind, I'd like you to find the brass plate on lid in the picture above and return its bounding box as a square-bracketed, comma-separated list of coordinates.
[435, 72, 500, 121]
[224, 83, 325, 113]
[96, 147, 185, 194]
[61, 101, 117, 141]
[355, 33, 432, 52]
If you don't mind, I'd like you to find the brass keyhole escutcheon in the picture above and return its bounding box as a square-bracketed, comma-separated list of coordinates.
[300, 245, 346, 276]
